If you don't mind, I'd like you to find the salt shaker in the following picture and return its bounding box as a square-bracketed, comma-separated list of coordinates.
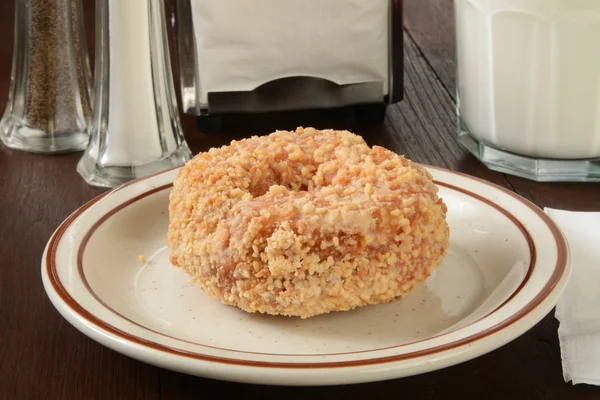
[0, 0, 92, 153]
[77, 0, 192, 188]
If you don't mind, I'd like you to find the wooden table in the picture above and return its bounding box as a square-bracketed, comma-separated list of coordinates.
[1, 1, 599, 399]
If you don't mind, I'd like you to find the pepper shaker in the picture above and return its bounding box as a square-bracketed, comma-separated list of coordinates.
[77, 0, 192, 188]
[0, 0, 92, 153]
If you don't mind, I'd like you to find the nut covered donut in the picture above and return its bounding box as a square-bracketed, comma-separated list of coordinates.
[167, 127, 449, 318]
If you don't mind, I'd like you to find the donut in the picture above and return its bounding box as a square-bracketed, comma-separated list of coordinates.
[167, 127, 449, 318]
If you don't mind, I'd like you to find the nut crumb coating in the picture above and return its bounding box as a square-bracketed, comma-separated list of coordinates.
[167, 127, 449, 318]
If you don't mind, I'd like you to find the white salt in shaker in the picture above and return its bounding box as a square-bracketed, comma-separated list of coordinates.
[77, 0, 192, 188]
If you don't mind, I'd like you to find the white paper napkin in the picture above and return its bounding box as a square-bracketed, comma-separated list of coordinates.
[545, 208, 600, 386]
[190, 0, 389, 105]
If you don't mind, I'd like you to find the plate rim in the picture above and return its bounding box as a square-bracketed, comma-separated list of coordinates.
[42, 165, 570, 371]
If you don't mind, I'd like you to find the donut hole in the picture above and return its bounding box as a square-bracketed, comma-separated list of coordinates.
[249, 181, 310, 198]
[248, 168, 313, 198]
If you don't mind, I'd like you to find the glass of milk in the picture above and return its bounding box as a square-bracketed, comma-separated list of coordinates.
[455, 0, 600, 181]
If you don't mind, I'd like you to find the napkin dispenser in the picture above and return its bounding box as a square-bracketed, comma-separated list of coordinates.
[175, 0, 403, 126]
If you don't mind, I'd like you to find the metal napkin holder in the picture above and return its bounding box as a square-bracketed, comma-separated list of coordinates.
[174, 0, 403, 127]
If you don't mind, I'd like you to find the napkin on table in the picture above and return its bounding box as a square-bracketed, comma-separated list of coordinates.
[545, 208, 600, 386]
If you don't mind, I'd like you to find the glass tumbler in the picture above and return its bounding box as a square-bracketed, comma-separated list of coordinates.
[77, 0, 192, 188]
[455, 0, 600, 182]
[0, 0, 92, 153]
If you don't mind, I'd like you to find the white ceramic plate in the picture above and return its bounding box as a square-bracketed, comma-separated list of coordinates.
[42, 166, 570, 386]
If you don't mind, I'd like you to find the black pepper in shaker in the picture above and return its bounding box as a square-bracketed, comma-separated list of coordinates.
[0, 0, 92, 153]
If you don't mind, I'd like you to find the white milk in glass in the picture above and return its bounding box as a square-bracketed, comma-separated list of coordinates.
[456, 0, 600, 159]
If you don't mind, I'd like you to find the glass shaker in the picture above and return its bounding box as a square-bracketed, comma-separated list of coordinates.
[77, 0, 192, 188]
[0, 0, 92, 153]
[455, 0, 600, 182]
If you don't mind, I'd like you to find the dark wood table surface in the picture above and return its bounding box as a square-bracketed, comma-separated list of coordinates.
[1, 1, 599, 399]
